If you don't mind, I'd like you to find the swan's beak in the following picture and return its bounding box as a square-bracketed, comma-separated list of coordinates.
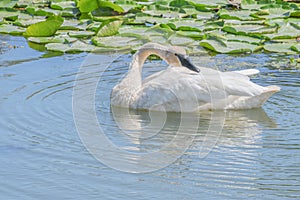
[175, 53, 200, 73]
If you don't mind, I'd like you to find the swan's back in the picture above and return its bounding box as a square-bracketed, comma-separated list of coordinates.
[111, 42, 280, 112]
[130, 67, 279, 111]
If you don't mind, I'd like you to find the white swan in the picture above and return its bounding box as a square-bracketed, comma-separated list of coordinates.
[111, 43, 280, 112]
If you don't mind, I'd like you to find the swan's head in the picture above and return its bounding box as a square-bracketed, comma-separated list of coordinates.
[174, 53, 200, 73]
[138, 43, 200, 73]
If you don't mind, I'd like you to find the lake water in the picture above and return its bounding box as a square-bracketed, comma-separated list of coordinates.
[0, 35, 299, 199]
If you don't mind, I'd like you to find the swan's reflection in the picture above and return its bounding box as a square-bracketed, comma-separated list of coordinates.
[111, 106, 277, 156]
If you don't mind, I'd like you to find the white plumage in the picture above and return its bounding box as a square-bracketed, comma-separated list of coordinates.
[111, 43, 280, 112]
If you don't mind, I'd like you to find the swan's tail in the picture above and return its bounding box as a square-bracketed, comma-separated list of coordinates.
[234, 69, 260, 76]
[226, 85, 280, 109]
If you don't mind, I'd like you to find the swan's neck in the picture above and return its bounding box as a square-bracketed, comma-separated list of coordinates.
[111, 48, 179, 107]
[125, 48, 173, 88]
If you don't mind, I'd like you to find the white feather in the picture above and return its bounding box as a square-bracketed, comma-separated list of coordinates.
[111, 43, 280, 112]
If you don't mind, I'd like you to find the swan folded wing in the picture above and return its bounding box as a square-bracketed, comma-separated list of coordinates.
[132, 69, 211, 111]
[212, 72, 266, 96]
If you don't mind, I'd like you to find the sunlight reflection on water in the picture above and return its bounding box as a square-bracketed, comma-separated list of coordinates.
[0, 36, 299, 199]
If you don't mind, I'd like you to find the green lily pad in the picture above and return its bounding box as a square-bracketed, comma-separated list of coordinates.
[28, 36, 66, 44]
[45, 40, 95, 53]
[24, 15, 64, 37]
[168, 34, 195, 46]
[0, 11, 21, 21]
[180, 8, 214, 19]
[207, 30, 263, 45]
[97, 20, 122, 37]
[98, 0, 124, 13]
[186, 45, 208, 55]
[114, 1, 141, 12]
[143, 9, 187, 18]
[68, 30, 95, 38]
[290, 11, 300, 18]
[252, 8, 291, 19]
[263, 43, 295, 53]
[86, 21, 102, 32]
[222, 24, 277, 37]
[92, 35, 142, 48]
[14, 17, 45, 27]
[241, 0, 262, 10]
[176, 30, 204, 40]
[60, 19, 88, 30]
[291, 44, 300, 52]
[0, 0, 18, 8]
[169, 0, 190, 7]
[167, 19, 204, 32]
[200, 39, 260, 53]
[226, 34, 263, 45]
[265, 22, 300, 39]
[77, 0, 98, 13]
[133, 15, 170, 25]
[219, 10, 256, 21]
[25, 7, 59, 16]
[189, 0, 227, 6]
[147, 35, 169, 44]
[77, 0, 124, 13]
[0, 24, 26, 35]
[118, 25, 148, 35]
[50, 1, 76, 11]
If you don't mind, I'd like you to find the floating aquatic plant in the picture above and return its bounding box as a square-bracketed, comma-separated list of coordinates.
[0, 0, 299, 54]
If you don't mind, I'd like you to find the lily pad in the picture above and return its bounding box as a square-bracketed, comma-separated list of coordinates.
[24, 15, 64, 37]
[143, 9, 187, 18]
[45, 40, 96, 53]
[176, 30, 204, 40]
[60, 19, 89, 30]
[97, 1, 125, 13]
[180, 8, 214, 19]
[133, 15, 170, 25]
[92, 35, 142, 48]
[226, 34, 263, 45]
[0, 11, 21, 21]
[77, 0, 98, 13]
[0, 24, 26, 35]
[291, 44, 300, 52]
[290, 11, 300, 18]
[50, 1, 76, 11]
[200, 39, 260, 53]
[219, 10, 256, 21]
[97, 20, 123, 37]
[68, 30, 95, 38]
[263, 43, 295, 53]
[118, 25, 148, 36]
[167, 19, 204, 32]
[28, 36, 66, 44]
[222, 24, 277, 37]
[189, 0, 227, 6]
[252, 8, 291, 19]
[0, 0, 18, 8]
[14, 17, 45, 27]
[265, 22, 300, 39]
[168, 34, 196, 46]
[147, 35, 169, 44]
[241, 0, 262, 10]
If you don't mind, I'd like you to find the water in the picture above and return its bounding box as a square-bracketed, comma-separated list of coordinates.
[0, 35, 300, 199]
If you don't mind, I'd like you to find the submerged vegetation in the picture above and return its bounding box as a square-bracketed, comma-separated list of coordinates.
[0, 0, 300, 54]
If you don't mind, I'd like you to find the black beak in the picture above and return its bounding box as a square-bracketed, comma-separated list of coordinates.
[175, 53, 200, 73]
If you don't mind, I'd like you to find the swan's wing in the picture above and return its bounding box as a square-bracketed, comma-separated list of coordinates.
[200, 68, 265, 96]
[134, 67, 211, 111]
[134, 67, 267, 111]
[143, 70, 165, 84]
[233, 69, 260, 76]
